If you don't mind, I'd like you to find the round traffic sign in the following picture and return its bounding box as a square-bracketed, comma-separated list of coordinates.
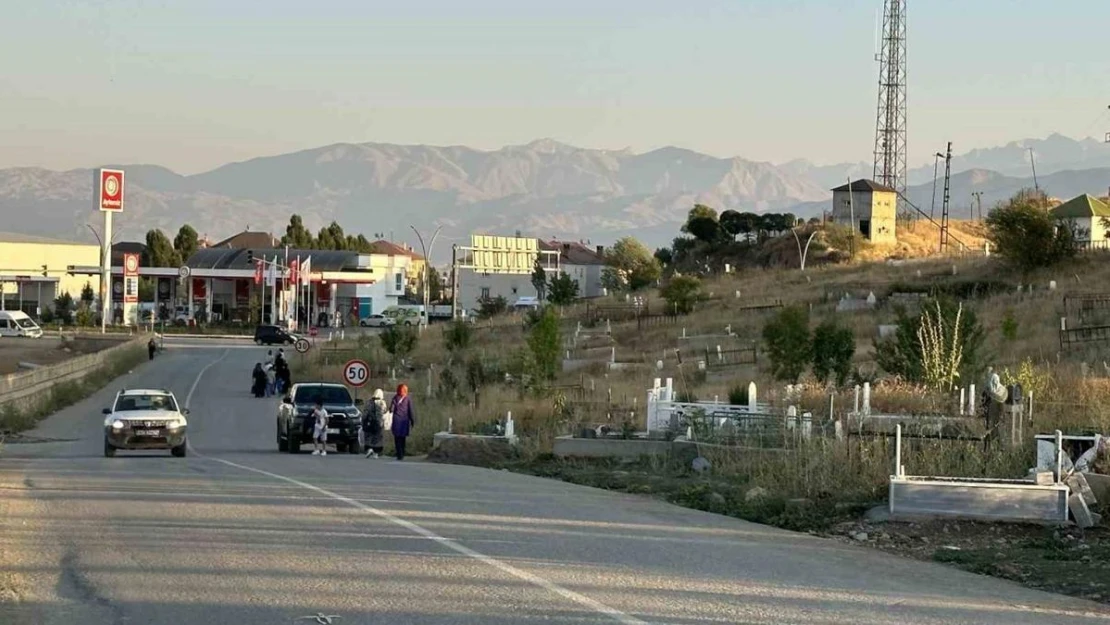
[178, 265, 191, 279]
[342, 359, 370, 387]
[309, 327, 318, 337]
[294, 338, 310, 354]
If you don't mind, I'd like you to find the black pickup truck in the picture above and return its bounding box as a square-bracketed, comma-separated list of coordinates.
[276, 383, 363, 454]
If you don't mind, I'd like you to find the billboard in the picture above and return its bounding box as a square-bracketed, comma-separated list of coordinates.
[465, 234, 544, 275]
[122, 253, 139, 304]
[98, 169, 125, 212]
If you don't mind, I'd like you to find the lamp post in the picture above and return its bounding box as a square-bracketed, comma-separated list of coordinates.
[87, 223, 118, 334]
[410, 225, 442, 332]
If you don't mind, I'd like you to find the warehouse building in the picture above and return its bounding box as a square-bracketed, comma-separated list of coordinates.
[0, 232, 100, 316]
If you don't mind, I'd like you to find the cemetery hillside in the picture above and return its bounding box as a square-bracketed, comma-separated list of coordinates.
[295, 190, 1110, 604]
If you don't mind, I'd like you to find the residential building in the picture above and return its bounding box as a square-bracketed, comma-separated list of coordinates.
[830, 179, 898, 244]
[540, 240, 607, 298]
[1051, 194, 1110, 249]
[370, 239, 425, 292]
[455, 234, 559, 313]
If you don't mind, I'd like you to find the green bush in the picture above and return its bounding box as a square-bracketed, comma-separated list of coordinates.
[874, 298, 984, 385]
[444, 320, 472, 353]
[986, 190, 1077, 273]
[380, 325, 418, 366]
[526, 307, 561, 382]
[660, 275, 704, 314]
[811, 320, 855, 386]
[762, 306, 812, 383]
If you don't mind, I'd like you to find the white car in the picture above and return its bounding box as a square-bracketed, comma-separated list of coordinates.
[359, 314, 395, 328]
[102, 388, 190, 458]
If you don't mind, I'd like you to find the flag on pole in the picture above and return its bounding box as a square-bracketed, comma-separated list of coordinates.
[289, 257, 300, 286]
[253, 259, 263, 285]
[301, 256, 312, 286]
[266, 257, 276, 287]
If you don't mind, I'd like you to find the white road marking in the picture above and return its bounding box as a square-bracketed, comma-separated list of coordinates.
[182, 352, 650, 625]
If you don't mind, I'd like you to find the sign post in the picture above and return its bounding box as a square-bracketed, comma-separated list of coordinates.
[123, 253, 139, 326]
[97, 169, 124, 334]
[343, 359, 369, 404]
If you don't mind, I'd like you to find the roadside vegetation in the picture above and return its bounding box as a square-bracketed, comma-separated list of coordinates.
[291, 189, 1110, 603]
[0, 342, 147, 443]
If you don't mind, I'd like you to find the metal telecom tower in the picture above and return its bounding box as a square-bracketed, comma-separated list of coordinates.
[939, 142, 953, 253]
[873, 0, 908, 221]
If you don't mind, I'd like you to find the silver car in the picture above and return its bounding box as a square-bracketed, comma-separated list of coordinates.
[102, 388, 190, 457]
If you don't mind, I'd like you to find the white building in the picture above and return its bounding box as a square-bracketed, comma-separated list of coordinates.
[540, 240, 607, 298]
[1051, 194, 1110, 249]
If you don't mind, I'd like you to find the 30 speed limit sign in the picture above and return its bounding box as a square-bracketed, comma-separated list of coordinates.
[342, 359, 370, 388]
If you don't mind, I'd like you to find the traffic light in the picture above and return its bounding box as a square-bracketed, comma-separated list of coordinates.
[41, 265, 48, 277]
[246, 250, 254, 263]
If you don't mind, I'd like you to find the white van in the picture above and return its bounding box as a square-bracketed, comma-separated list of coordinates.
[0, 311, 43, 338]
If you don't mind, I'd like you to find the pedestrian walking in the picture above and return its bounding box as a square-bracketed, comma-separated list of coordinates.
[389, 383, 416, 461]
[147, 337, 157, 361]
[311, 399, 329, 456]
[363, 388, 386, 458]
[251, 363, 267, 398]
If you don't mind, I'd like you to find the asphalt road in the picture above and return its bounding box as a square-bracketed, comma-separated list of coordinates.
[1, 339, 1109, 625]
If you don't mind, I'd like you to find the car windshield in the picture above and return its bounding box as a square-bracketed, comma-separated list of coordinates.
[114, 394, 178, 412]
[294, 386, 352, 405]
[15, 318, 36, 328]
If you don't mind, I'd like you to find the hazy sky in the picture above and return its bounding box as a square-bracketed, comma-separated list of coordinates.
[3, 0, 1109, 174]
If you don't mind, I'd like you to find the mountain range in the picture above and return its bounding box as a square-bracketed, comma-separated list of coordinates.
[2, 133, 1109, 259]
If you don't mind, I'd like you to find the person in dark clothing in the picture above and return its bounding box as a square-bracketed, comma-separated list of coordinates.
[275, 358, 292, 395]
[251, 363, 268, 398]
[362, 388, 386, 458]
[147, 338, 157, 361]
[389, 383, 415, 460]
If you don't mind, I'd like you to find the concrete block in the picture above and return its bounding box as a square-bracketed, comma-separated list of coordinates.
[1066, 473, 1098, 506]
[1084, 472, 1110, 503]
[1033, 471, 1056, 485]
[1069, 494, 1098, 529]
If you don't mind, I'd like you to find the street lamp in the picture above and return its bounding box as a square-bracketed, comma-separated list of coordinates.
[409, 225, 442, 332]
[87, 223, 119, 334]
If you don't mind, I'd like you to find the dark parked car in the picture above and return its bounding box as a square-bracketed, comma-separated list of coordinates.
[276, 383, 363, 454]
[254, 324, 297, 345]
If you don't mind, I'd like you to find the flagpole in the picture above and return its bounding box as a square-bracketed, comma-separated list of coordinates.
[269, 257, 277, 328]
[260, 258, 266, 324]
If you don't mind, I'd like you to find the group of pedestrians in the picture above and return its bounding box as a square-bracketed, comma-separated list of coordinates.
[311, 382, 416, 461]
[252, 349, 292, 398]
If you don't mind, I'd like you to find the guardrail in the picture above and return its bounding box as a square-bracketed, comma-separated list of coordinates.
[0, 336, 144, 413]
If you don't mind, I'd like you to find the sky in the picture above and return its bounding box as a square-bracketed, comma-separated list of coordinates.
[2, 0, 1109, 174]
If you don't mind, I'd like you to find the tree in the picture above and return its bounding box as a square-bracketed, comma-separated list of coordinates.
[80, 282, 95, 305]
[761, 306, 812, 383]
[547, 272, 579, 305]
[874, 298, 985, 386]
[143, 229, 181, 267]
[811, 320, 855, 386]
[315, 222, 348, 250]
[526, 306, 561, 382]
[660, 275, 703, 314]
[719, 210, 745, 239]
[281, 214, 315, 248]
[601, 237, 661, 291]
[531, 261, 548, 301]
[986, 190, 1077, 273]
[53, 291, 74, 325]
[173, 225, 199, 262]
[681, 204, 722, 244]
[444, 319, 472, 354]
[653, 247, 674, 267]
[736, 212, 761, 241]
[425, 269, 444, 303]
[380, 325, 418, 366]
[477, 295, 508, 318]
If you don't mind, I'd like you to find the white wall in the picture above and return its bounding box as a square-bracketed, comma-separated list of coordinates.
[562, 263, 604, 298]
[457, 270, 537, 313]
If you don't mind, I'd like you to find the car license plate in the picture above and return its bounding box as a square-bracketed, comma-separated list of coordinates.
[326, 428, 339, 434]
[135, 429, 160, 437]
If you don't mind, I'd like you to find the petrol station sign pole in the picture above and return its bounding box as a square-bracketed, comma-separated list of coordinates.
[97, 169, 125, 334]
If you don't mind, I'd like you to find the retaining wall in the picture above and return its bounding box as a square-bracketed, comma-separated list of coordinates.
[0, 336, 144, 413]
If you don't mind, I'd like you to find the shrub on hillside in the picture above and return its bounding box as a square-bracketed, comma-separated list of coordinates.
[873, 298, 984, 387]
[811, 320, 855, 386]
[660, 275, 704, 314]
[762, 306, 812, 383]
[986, 190, 1077, 273]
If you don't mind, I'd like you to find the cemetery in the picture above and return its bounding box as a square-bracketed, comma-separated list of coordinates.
[289, 250, 1110, 604]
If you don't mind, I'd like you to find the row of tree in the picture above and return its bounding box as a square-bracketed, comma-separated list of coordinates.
[681, 204, 804, 245]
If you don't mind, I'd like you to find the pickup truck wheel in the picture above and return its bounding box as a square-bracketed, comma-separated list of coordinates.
[103, 437, 116, 458]
[171, 441, 187, 458]
[288, 433, 300, 454]
[277, 425, 288, 452]
[348, 442, 360, 454]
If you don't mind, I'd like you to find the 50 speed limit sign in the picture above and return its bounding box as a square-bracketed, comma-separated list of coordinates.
[342, 359, 370, 388]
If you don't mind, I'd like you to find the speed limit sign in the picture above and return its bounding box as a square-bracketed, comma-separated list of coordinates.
[342, 359, 369, 388]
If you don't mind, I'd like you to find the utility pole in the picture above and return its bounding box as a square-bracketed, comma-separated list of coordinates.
[972, 191, 984, 221]
[930, 151, 944, 219]
[451, 244, 460, 320]
[939, 142, 953, 253]
[1028, 147, 1040, 196]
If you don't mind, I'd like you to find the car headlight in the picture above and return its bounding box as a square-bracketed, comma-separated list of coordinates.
[111, 420, 125, 430]
[168, 419, 186, 429]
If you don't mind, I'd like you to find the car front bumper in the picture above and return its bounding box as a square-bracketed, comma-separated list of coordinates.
[105, 426, 187, 450]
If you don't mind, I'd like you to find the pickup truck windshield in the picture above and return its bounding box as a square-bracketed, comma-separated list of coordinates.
[294, 386, 352, 405]
[114, 394, 178, 412]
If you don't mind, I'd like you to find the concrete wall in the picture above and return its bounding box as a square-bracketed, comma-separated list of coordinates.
[456, 269, 537, 313]
[563, 263, 605, 298]
[830, 190, 897, 245]
[0, 336, 142, 413]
